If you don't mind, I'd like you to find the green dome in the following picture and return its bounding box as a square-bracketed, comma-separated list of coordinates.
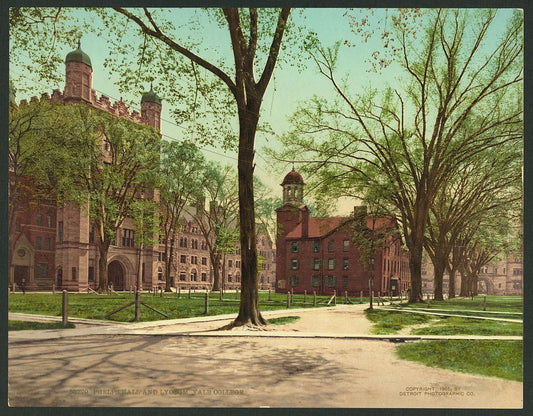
[141, 84, 162, 105]
[65, 41, 92, 66]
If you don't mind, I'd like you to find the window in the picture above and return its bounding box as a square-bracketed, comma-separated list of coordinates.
[201, 273, 207, 282]
[312, 240, 320, 252]
[180, 255, 186, 264]
[328, 240, 334, 251]
[343, 276, 348, 287]
[58, 221, 63, 243]
[88, 266, 95, 281]
[180, 238, 187, 248]
[180, 273, 186, 281]
[228, 259, 233, 268]
[191, 256, 198, 264]
[290, 259, 299, 270]
[89, 227, 94, 243]
[37, 214, 42, 226]
[122, 229, 135, 247]
[327, 259, 336, 270]
[72, 267, 77, 281]
[46, 215, 52, 228]
[202, 257, 207, 265]
[290, 241, 300, 253]
[343, 258, 349, 270]
[228, 274, 232, 282]
[191, 271, 197, 281]
[343, 240, 350, 252]
[236, 261, 240, 268]
[312, 258, 322, 271]
[513, 268, 522, 276]
[158, 267, 164, 280]
[37, 263, 48, 278]
[35, 237, 42, 250]
[311, 275, 322, 287]
[201, 241, 207, 250]
[325, 275, 336, 287]
[289, 275, 300, 286]
[45, 238, 51, 251]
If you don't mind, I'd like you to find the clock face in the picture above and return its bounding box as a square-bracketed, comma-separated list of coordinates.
[17, 249, 26, 257]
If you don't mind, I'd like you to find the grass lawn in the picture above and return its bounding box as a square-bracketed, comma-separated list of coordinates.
[8, 320, 75, 331]
[399, 296, 523, 314]
[410, 316, 522, 336]
[365, 308, 434, 334]
[396, 340, 523, 382]
[267, 316, 301, 325]
[8, 291, 339, 322]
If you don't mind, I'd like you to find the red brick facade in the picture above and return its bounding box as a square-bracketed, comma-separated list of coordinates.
[275, 169, 411, 296]
[9, 43, 276, 293]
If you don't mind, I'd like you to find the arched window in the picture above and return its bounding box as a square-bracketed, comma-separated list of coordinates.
[158, 266, 163, 281]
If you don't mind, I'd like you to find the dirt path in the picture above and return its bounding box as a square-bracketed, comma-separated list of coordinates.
[8, 305, 522, 408]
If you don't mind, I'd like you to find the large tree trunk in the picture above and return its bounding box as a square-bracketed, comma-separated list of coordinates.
[211, 252, 221, 291]
[432, 256, 446, 301]
[232, 103, 266, 327]
[448, 268, 456, 299]
[408, 242, 424, 303]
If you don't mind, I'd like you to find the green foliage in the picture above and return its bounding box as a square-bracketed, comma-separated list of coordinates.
[396, 340, 523, 382]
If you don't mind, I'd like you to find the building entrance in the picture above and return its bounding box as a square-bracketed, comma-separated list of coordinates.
[14, 266, 29, 287]
[108, 260, 125, 291]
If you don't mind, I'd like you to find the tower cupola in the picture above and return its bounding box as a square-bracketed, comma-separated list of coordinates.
[141, 83, 162, 130]
[64, 40, 93, 103]
[281, 167, 304, 206]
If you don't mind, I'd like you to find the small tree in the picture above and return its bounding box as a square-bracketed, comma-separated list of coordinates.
[192, 163, 239, 292]
[159, 140, 207, 292]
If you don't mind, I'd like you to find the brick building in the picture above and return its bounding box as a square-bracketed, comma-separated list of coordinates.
[275, 169, 411, 296]
[9, 42, 276, 293]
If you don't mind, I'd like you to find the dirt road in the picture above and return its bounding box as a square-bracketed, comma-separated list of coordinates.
[8, 305, 522, 408]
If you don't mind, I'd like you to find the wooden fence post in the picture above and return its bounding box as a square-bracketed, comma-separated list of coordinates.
[313, 290, 317, 307]
[333, 290, 337, 306]
[304, 290, 307, 304]
[62, 290, 69, 327]
[52, 283, 56, 294]
[483, 295, 487, 311]
[345, 291, 348, 304]
[268, 288, 271, 301]
[287, 291, 290, 308]
[205, 291, 209, 314]
[188, 288, 191, 299]
[360, 291, 363, 304]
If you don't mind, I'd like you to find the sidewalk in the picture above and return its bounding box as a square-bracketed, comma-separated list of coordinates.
[8, 304, 522, 343]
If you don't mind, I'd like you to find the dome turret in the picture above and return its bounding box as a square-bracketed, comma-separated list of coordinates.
[65, 40, 92, 67]
[281, 167, 304, 206]
[141, 84, 162, 105]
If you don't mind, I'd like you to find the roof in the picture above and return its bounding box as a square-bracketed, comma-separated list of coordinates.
[65, 41, 92, 66]
[141, 85, 162, 105]
[286, 217, 349, 239]
[281, 168, 304, 185]
[285, 215, 397, 240]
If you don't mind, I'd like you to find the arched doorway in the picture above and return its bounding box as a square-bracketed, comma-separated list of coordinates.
[108, 260, 125, 291]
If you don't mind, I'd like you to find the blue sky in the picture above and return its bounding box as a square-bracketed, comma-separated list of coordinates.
[10, 7, 519, 215]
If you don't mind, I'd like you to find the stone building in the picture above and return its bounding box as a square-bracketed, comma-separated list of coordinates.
[421, 254, 523, 297]
[9, 43, 276, 293]
[275, 169, 411, 296]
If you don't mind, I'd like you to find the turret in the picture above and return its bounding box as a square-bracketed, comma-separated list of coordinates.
[64, 40, 93, 103]
[141, 84, 162, 130]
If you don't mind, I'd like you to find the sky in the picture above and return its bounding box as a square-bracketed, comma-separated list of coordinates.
[9, 7, 518, 215]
